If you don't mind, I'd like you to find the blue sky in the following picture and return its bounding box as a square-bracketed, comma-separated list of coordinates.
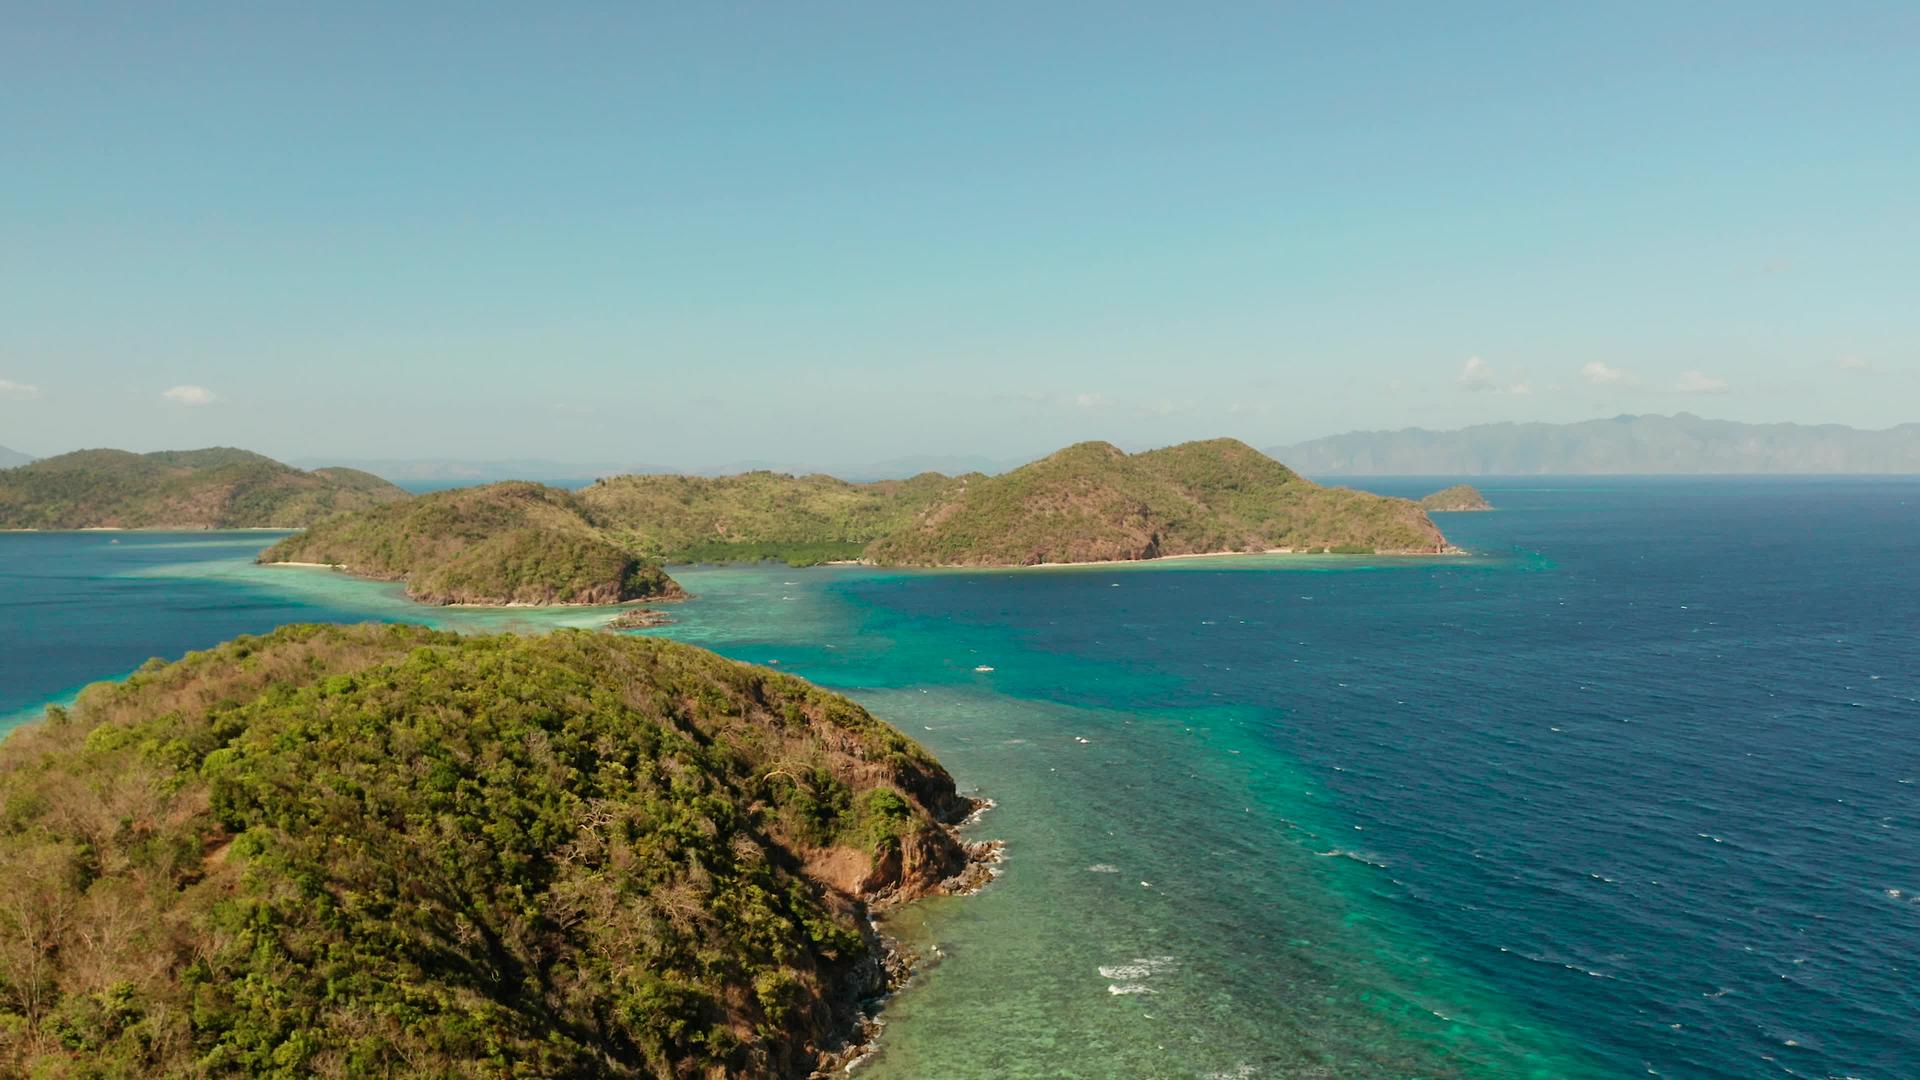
[2, 2, 1916, 465]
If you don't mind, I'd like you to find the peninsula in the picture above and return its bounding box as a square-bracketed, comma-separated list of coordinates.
[1420, 484, 1493, 511]
[258, 439, 1456, 603]
[259, 481, 681, 606]
[0, 447, 408, 529]
[0, 623, 990, 1076]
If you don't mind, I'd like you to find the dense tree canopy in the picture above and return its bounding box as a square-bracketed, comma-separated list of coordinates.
[260, 483, 682, 606]
[578, 471, 961, 566]
[0, 624, 975, 1078]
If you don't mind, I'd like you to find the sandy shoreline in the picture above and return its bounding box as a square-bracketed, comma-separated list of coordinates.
[1001, 546, 1467, 569]
[262, 547, 1469, 615]
[832, 546, 1468, 571]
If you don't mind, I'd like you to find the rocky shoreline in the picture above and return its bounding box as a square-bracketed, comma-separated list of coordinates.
[810, 800, 1004, 1078]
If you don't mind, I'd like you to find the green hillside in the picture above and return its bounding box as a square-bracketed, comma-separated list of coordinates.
[579, 471, 962, 566]
[866, 438, 1451, 565]
[0, 624, 982, 1078]
[259, 482, 681, 606]
[257, 440, 1454, 601]
[0, 448, 410, 529]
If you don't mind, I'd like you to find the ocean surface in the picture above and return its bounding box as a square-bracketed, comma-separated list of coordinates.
[1, 477, 1915, 1079]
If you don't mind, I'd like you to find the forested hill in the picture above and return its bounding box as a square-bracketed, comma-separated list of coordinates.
[577, 470, 963, 565]
[259, 481, 683, 606]
[0, 447, 409, 529]
[0, 623, 984, 1077]
[866, 438, 1451, 565]
[261, 439, 1455, 601]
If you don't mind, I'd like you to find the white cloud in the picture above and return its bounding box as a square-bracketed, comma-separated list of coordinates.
[1580, 361, 1637, 386]
[1073, 392, 1110, 411]
[1458, 357, 1530, 395]
[1836, 356, 1878, 375]
[162, 385, 217, 406]
[1672, 370, 1729, 394]
[1458, 356, 1496, 390]
[0, 378, 40, 400]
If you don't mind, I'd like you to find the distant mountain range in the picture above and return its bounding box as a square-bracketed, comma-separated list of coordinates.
[295, 454, 1024, 490]
[277, 457, 655, 492]
[0, 445, 34, 468]
[1270, 414, 1920, 475]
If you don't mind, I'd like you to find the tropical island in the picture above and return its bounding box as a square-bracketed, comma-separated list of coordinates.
[0, 448, 409, 530]
[259, 439, 1455, 605]
[259, 481, 682, 606]
[0, 623, 993, 1077]
[866, 438, 1450, 565]
[1419, 484, 1494, 512]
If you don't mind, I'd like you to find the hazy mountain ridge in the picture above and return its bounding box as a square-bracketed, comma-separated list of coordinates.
[1272, 414, 1920, 474]
[0, 446, 33, 468]
[299, 454, 1023, 489]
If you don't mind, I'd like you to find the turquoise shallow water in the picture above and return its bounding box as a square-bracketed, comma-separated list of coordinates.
[640, 560, 1603, 1079]
[0, 532, 627, 726]
[2, 479, 1916, 1079]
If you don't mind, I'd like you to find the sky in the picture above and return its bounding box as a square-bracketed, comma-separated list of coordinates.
[2, 2, 1917, 467]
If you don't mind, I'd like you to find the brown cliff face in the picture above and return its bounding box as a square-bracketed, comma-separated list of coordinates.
[857, 814, 993, 907]
[802, 804, 1000, 1077]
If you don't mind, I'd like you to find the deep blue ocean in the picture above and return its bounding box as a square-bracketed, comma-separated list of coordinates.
[2, 478, 1915, 1078]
